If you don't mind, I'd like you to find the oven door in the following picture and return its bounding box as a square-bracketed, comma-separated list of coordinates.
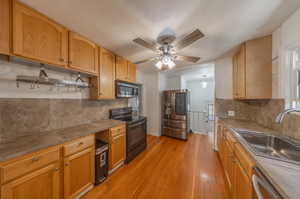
[127, 119, 146, 152]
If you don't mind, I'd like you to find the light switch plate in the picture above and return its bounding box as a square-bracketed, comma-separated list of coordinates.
[228, 111, 235, 117]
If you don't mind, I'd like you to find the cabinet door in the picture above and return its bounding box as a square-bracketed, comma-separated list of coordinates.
[1, 162, 60, 199]
[64, 147, 95, 199]
[0, 0, 11, 55]
[232, 55, 238, 98]
[223, 141, 232, 191]
[116, 56, 128, 81]
[13, 1, 68, 67]
[237, 44, 246, 98]
[68, 32, 99, 75]
[233, 160, 253, 199]
[98, 48, 115, 99]
[127, 61, 136, 82]
[109, 133, 126, 171]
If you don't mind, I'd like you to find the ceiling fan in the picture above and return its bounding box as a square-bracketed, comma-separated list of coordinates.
[133, 28, 204, 70]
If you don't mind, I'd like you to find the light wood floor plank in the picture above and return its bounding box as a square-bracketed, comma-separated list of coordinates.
[83, 134, 229, 199]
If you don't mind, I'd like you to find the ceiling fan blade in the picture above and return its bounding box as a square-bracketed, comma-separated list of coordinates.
[134, 57, 157, 65]
[175, 55, 200, 63]
[133, 38, 158, 52]
[175, 29, 204, 50]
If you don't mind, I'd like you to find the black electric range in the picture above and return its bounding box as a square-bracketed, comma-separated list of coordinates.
[110, 107, 147, 163]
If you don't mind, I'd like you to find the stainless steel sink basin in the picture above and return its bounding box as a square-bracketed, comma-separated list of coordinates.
[233, 129, 300, 164]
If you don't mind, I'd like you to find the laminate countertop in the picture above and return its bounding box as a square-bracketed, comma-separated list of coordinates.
[0, 120, 125, 162]
[219, 118, 300, 199]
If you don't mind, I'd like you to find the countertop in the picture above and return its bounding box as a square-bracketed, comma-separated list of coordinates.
[0, 119, 125, 162]
[219, 118, 300, 199]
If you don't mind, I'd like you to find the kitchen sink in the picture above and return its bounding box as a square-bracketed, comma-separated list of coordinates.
[233, 129, 300, 164]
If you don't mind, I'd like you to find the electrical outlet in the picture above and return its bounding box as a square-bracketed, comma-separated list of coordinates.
[228, 111, 235, 117]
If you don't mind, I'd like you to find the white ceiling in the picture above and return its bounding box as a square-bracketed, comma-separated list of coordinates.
[21, 0, 300, 72]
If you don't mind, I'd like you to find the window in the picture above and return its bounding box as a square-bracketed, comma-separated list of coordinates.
[290, 48, 300, 108]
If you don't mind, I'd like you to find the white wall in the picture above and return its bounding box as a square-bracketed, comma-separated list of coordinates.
[136, 70, 161, 136]
[0, 57, 89, 99]
[214, 8, 300, 101]
[215, 57, 233, 99]
[273, 7, 300, 104]
[187, 79, 214, 111]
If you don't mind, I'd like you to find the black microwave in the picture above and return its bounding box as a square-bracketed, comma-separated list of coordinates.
[116, 80, 139, 98]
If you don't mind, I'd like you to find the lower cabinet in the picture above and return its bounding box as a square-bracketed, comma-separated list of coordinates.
[63, 136, 95, 199]
[1, 162, 61, 199]
[233, 159, 253, 199]
[110, 133, 126, 170]
[217, 124, 255, 199]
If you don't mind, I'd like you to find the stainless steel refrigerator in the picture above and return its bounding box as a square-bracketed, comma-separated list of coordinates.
[162, 90, 190, 140]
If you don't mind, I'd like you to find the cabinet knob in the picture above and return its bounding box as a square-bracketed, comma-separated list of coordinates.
[59, 58, 64, 62]
[54, 168, 60, 171]
[69, 61, 73, 64]
[65, 163, 69, 167]
[31, 157, 40, 162]
[77, 142, 84, 147]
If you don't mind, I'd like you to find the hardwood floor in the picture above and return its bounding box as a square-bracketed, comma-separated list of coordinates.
[83, 134, 230, 199]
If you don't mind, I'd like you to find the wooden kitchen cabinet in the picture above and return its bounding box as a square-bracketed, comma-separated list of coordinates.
[127, 61, 136, 82]
[12, 1, 68, 67]
[110, 132, 126, 171]
[0, 145, 61, 199]
[1, 162, 61, 199]
[233, 159, 253, 199]
[90, 48, 116, 99]
[64, 147, 95, 199]
[217, 123, 255, 199]
[115, 55, 136, 83]
[68, 32, 99, 75]
[0, 0, 11, 55]
[232, 35, 272, 99]
[63, 135, 95, 199]
[116, 56, 129, 81]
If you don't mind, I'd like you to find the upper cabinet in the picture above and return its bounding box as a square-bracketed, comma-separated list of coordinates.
[68, 32, 99, 75]
[0, 0, 11, 55]
[232, 35, 272, 99]
[13, 1, 68, 67]
[115, 56, 136, 82]
[91, 48, 116, 99]
[127, 61, 136, 82]
[116, 56, 128, 81]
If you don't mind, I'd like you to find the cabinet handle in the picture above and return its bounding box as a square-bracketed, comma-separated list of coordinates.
[59, 58, 64, 62]
[31, 157, 40, 162]
[54, 168, 60, 171]
[77, 142, 84, 147]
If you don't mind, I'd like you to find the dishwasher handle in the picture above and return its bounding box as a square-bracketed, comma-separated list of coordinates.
[252, 167, 282, 199]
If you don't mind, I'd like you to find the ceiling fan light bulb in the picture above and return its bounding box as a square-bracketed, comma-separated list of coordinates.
[155, 61, 163, 69]
[168, 61, 175, 69]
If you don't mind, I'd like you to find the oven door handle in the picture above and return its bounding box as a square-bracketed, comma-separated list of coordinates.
[252, 167, 282, 199]
[128, 120, 145, 128]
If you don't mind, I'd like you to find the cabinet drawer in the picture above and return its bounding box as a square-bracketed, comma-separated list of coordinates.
[64, 135, 95, 157]
[234, 143, 255, 178]
[225, 129, 237, 149]
[0, 146, 60, 184]
[110, 125, 126, 137]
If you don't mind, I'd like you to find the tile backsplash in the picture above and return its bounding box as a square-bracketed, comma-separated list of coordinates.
[215, 98, 300, 141]
[0, 99, 128, 139]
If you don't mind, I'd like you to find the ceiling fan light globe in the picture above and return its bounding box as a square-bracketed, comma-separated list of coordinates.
[168, 60, 176, 69]
[155, 61, 163, 69]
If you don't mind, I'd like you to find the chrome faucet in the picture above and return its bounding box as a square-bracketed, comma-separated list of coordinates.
[275, 108, 300, 123]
